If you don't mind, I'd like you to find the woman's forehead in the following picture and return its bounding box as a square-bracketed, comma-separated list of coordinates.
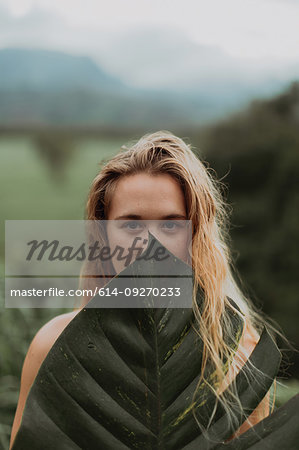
[107, 173, 186, 219]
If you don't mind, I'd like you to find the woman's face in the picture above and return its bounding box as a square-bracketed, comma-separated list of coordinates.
[105, 173, 191, 274]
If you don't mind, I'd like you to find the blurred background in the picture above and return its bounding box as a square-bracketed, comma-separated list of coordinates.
[0, 0, 299, 447]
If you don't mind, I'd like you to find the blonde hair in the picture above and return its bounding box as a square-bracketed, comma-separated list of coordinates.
[78, 131, 278, 438]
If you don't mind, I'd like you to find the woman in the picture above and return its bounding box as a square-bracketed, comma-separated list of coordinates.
[10, 131, 276, 448]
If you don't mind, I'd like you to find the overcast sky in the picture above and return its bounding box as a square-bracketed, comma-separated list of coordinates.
[1, 0, 299, 88]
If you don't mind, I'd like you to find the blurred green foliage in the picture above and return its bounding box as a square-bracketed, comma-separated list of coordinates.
[34, 133, 76, 182]
[1, 83, 299, 448]
[194, 81, 299, 376]
[0, 135, 125, 448]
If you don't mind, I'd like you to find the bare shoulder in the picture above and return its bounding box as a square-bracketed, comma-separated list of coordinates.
[22, 309, 81, 390]
[237, 321, 260, 361]
[32, 310, 80, 352]
[9, 310, 80, 449]
[22, 309, 80, 377]
[21, 310, 81, 393]
[218, 320, 259, 397]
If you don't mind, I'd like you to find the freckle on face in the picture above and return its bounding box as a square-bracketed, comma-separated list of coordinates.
[105, 173, 190, 274]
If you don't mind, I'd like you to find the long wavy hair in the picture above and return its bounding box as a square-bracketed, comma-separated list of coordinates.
[77, 131, 279, 437]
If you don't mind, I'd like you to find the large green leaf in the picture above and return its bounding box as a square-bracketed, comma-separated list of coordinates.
[12, 232, 294, 449]
[216, 393, 299, 450]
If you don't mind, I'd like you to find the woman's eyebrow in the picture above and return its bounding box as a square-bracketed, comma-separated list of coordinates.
[114, 214, 187, 220]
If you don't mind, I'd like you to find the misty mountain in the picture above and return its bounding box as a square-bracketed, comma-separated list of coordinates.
[97, 27, 296, 100]
[0, 47, 226, 128]
[0, 48, 123, 92]
[0, 47, 297, 128]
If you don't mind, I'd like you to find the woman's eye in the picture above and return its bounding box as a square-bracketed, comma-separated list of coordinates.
[162, 221, 180, 230]
[123, 221, 143, 231]
[121, 220, 183, 232]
